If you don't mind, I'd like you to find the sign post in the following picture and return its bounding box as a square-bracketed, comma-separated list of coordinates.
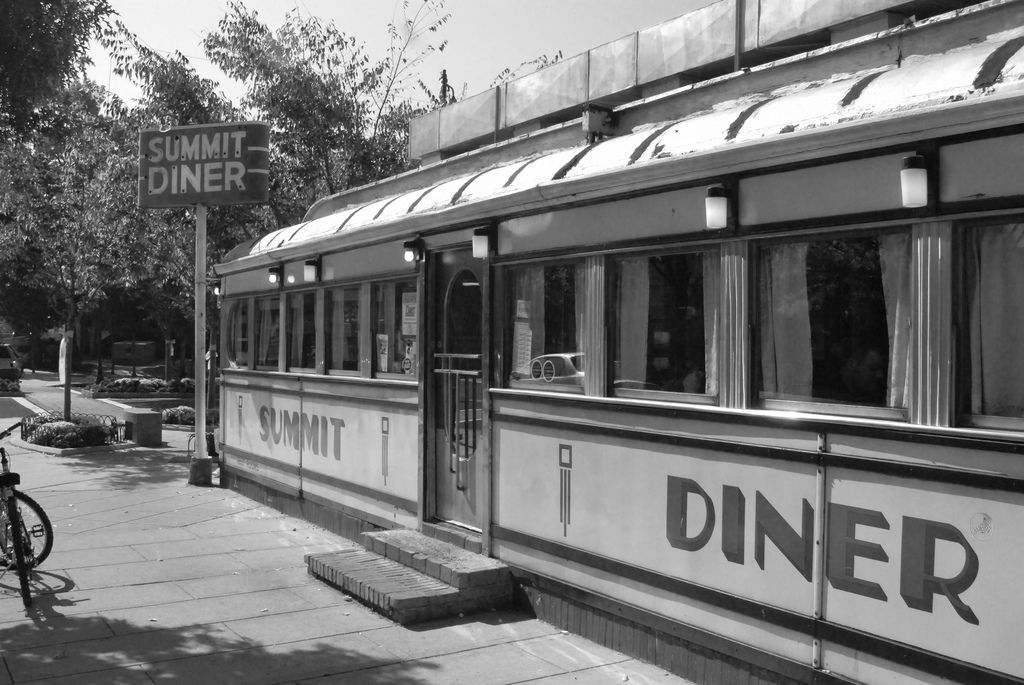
[194, 203, 207, 456]
[138, 121, 269, 483]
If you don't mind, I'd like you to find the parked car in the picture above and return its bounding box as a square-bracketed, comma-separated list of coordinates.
[0, 343, 23, 380]
[528, 353, 584, 385]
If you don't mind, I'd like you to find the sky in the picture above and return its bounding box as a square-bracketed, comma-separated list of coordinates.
[87, 0, 714, 108]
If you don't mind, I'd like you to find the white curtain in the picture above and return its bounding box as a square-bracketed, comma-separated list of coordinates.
[228, 301, 248, 368]
[511, 266, 545, 376]
[617, 259, 650, 382]
[702, 252, 720, 396]
[328, 290, 345, 369]
[968, 225, 1024, 416]
[759, 244, 812, 398]
[879, 233, 912, 409]
[257, 298, 278, 367]
[289, 294, 304, 367]
[573, 263, 585, 358]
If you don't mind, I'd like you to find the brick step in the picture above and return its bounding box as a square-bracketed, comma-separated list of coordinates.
[306, 530, 512, 625]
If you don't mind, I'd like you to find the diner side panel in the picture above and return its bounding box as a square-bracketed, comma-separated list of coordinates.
[220, 371, 420, 528]
[489, 394, 1024, 682]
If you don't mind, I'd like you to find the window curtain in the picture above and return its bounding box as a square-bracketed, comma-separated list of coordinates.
[573, 263, 585, 371]
[344, 289, 360, 371]
[256, 298, 278, 367]
[228, 301, 247, 368]
[702, 252, 720, 396]
[511, 266, 545, 376]
[328, 290, 345, 369]
[759, 244, 812, 398]
[968, 225, 1024, 416]
[289, 295, 304, 367]
[617, 258, 650, 382]
[879, 233, 912, 409]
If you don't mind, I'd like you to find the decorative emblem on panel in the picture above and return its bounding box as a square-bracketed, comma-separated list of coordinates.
[559, 444, 572, 537]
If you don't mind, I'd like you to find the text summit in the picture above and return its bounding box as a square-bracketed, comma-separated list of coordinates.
[145, 130, 251, 195]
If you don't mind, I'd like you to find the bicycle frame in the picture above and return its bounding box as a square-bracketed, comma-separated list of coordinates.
[0, 421, 39, 607]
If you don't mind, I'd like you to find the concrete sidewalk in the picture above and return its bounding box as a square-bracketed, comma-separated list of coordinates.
[15, 370, 158, 422]
[0, 434, 693, 683]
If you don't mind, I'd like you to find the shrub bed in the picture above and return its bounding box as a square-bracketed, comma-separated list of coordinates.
[24, 415, 114, 448]
[90, 377, 195, 393]
[0, 378, 20, 393]
[162, 405, 220, 426]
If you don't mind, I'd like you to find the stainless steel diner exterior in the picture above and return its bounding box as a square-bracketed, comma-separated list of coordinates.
[215, 3, 1024, 683]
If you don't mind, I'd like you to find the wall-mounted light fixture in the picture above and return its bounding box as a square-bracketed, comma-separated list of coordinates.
[472, 227, 493, 259]
[403, 238, 424, 263]
[267, 265, 283, 285]
[286, 272, 296, 285]
[705, 185, 729, 230]
[304, 257, 322, 283]
[901, 154, 928, 208]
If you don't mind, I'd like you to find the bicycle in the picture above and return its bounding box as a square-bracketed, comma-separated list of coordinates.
[0, 422, 54, 607]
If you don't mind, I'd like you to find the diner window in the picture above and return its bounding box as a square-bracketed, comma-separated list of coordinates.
[507, 262, 584, 390]
[962, 222, 1024, 426]
[757, 231, 911, 412]
[286, 291, 316, 370]
[613, 251, 718, 398]
[372, 279, 417, 377]
[224, 299, 249, 368]
[325, 286, 360, 373]
[254, 296, 280, 369]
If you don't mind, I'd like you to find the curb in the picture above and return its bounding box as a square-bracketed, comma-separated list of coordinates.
[10, 436, 142, 456]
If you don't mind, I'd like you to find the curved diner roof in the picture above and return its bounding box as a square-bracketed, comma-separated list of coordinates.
[225, 27, 1024, 264]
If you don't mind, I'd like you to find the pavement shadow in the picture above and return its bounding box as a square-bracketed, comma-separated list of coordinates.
[0, 611, 441, 684]
[36, 449, 193, 489]
[0, 567, 77, 611]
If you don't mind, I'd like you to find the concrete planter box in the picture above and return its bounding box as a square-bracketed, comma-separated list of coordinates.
[81, 390, 192, 400]
[12, 436, 136, 456]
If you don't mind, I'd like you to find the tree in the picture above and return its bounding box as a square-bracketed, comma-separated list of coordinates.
[0, 2, 454, 411]
[0, 0, 113, 134]
[203, 0, 449, 227]
[0, 81, 130, 415]
[99, 19, 280, 378]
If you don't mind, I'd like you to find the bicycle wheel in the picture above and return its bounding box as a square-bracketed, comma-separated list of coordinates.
[3, 495, 31, 607]
[2, 492, 53, 568]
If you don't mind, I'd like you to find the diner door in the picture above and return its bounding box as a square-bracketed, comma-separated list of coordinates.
[430, 248, 483, 529]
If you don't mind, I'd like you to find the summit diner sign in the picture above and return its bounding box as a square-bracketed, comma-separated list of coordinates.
[138, 122, 270, 208]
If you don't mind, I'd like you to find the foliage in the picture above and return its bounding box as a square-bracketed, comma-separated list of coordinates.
[489, 50, 563, 88]
[0, 0, 113, 134]
[162, 405, 219, 426]
[203, 0, 449, 226]
[162, 405, 195, 424]
[99, 20, 274, 338]
[0, 379, 20, 393]
[0, 2, 453, 386]
[0, 82, 127, 335]
[91, 376, 195, 393]
[24, 415, 113, 447]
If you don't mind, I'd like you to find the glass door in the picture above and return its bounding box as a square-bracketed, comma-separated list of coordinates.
[430, 249, 483, 527]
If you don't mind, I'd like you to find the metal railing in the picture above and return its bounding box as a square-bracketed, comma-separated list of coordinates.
[21, 413, 126, 444]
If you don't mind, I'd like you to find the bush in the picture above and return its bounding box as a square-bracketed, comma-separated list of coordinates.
[162, 405, 195, 425]
[162, 406, 219, 427]
[91, 376, 195, 393]
[0, 378, 19, 392]
[26, 417, 113, 448]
